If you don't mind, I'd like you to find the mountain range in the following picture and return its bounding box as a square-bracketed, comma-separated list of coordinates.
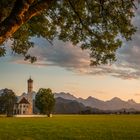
[54, 92, 140, 111]
[1, 89, 140, 113]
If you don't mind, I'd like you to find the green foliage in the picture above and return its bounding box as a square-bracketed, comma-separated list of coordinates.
[0, 47, 6, 57]
[0, 0, 138, 65]
[0, 0, 16, 22]
[0, 89, 17, 117]
[0, 115, 140, 139]
[35, 88, 55, 116]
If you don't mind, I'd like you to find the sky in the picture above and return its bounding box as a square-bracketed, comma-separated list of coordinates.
[1, 7, 140, 102]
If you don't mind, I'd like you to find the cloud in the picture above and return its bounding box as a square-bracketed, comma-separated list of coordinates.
[11, 7, 140, 80]
[112, 7, 140, 79]
[92, 90, 107, 94]
[134, 93, 140, 96]
[13, 38, 91, 70]
[13, 37, 140, 80]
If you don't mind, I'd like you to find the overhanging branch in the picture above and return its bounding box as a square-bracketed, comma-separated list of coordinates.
[0, 0, 54, 45]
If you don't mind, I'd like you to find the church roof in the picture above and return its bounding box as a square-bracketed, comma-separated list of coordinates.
[18, 97, 30, 104]
[28, 78, 33, 82]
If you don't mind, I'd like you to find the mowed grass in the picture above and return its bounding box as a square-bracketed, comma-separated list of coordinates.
[0, 115, 140, 140]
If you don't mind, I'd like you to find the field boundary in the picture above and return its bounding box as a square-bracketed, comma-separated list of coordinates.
[14, 115, 50, 117]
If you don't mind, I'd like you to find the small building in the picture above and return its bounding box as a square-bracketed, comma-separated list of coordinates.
[14, 77, 36, 115]
[14, 97, 30, 115]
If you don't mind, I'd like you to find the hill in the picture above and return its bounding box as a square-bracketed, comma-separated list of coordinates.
[54, 97, 86, 114]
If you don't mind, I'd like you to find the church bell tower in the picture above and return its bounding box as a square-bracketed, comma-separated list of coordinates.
[27, 77, 33, 93]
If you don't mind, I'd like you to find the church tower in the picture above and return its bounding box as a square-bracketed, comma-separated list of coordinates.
[27, 77, 33, 93]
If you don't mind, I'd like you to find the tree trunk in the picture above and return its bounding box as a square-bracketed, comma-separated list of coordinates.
[0, 0, 53, 45]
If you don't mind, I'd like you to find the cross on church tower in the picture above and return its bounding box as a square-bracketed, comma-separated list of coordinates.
[27, 76, 33, 93]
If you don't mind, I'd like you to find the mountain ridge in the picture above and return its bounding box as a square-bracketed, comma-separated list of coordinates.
[54, 92, 140, 111]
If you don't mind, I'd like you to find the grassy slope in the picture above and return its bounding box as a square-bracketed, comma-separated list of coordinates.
[0, 115, 140, 140]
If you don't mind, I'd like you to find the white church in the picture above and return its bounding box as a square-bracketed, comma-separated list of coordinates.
[14, 77, 36, 115]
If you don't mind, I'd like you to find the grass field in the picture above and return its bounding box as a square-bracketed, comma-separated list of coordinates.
[0, 115, 140, 140]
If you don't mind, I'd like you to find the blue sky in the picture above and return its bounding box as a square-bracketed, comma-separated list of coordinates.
[1, 7, 140, 102]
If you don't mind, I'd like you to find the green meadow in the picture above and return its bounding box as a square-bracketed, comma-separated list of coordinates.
[0, 115, 140, 140]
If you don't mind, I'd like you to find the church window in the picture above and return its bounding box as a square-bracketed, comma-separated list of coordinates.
[14, 110, 16, 114]
[17, 109, 20, 114]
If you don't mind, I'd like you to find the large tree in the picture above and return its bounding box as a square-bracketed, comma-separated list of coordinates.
[35, 88, 55, 117]
[0, 0, 138, 64]
[0, 88, 17, 117]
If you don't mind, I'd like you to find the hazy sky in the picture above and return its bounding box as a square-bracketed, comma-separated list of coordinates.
[1, 7, 140, 102]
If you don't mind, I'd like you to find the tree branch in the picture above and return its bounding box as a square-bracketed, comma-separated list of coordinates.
[0, 0, 53, 45]
[25, 0, 53, 21]
[67, 0, 99, 39]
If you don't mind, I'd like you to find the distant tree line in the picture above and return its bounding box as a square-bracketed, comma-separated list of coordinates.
[80, 108, 140, 115]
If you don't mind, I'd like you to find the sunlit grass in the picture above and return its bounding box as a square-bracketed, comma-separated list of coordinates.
[0, 115, 140, 140]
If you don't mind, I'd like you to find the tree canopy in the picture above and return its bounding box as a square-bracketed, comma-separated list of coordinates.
[35, 88, 55, 117]
[0, 88, 17, 117]
[0, 0, 138, 65]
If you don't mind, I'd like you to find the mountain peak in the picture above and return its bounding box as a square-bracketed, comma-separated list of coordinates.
[87, 96, 94, 100]
[110, 97, 122, 101]
[54, 92, 77, 100]
[128, 99, 136, 104]
[86, 96, 101, 101]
